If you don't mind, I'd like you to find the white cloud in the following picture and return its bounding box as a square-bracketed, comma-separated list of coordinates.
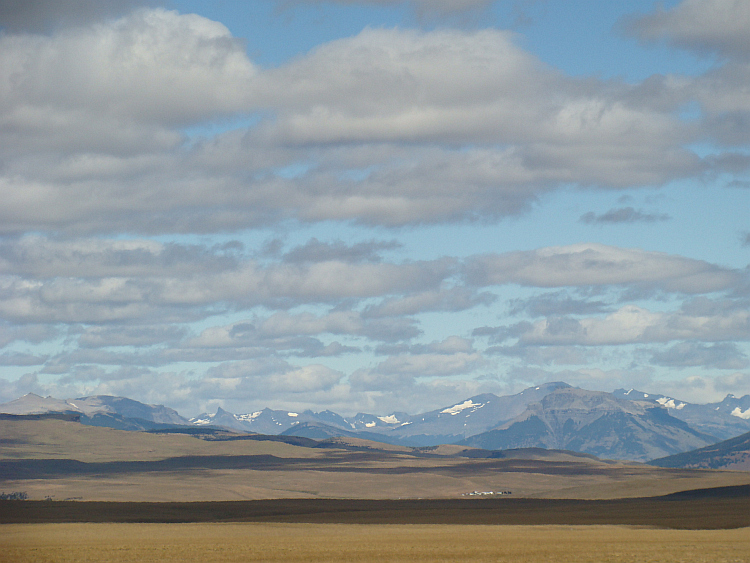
[0, 18, 713, 233]
[0, 9, 256, 128]
[0, 236, 454, 323]
[206, 360, 344, 393]
[518, 302, 750, 346]
[465, 243, 740, 293]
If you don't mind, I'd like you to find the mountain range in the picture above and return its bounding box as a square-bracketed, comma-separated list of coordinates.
[3, 382, 750, 463]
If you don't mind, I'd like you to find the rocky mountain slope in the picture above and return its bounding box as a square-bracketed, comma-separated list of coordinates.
[4, 383, 749, 461]
[614, 388, 750, 440]
[459, 388, 718, 462]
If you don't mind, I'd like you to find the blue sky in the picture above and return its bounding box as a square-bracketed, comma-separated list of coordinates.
[0, 0, 748, 416]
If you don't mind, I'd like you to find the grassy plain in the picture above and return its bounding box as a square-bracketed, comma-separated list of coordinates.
[2, 523, 749, 563]
[3, 419, 750, 501]
[2, 418, 750, 562]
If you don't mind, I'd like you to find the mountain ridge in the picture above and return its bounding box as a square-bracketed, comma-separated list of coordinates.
[3, 383, 750, 462]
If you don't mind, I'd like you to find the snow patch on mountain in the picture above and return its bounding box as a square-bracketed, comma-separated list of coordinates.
[378, 414, 400, 424]
[190, 417, 213, 425]
[657, 397, 685, 410]
[731, 407, 750, 420]
[441, 399, 482, 415]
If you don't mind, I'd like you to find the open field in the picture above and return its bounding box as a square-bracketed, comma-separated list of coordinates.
[2, 485, 750, 527]
[3, 419, 750, 562]
[3, 419, 750, 501]
[2, 523, 749, 563]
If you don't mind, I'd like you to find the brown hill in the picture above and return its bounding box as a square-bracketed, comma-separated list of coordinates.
[2, 417, 749, 502]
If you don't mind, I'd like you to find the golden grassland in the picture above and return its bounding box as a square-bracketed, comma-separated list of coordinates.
[0, 419, 325, 462]
[1, 523, 749, 563]
[3, 418, 750, 501]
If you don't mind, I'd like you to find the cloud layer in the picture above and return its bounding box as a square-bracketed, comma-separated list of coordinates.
[1, 0, 748, 414]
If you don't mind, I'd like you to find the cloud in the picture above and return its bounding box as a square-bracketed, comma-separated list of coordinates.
[206, 360, 344, 393]
[624, 0, 750, 60]
[517, 301, 750, 346]
[623, 1, 750, 147]
[364, 286, 496, 317]
[579, 207, 670, 224]
[0, 0, 160, 33]
[0, 352, 49, 366]
[490, 344, 596, 366]
[0, 236, 455, 324]
[465, 243, 740, 293]
[371, 337, 483, 376]
[507, 291, 611, 317]
[506, 365, 656, 396]
[0, 323, 59, 347]
[649, 342, 749, 370]
[0, 9, 257, 128]
[639, 372, 750, 403]
[188, 311, 420, 351]
[281, 238, 401, 263]
[77, 325, 187, 348]
[282, 0, 495, 17]
[349, 336, 484, 392]
[0, 18, 712, 234]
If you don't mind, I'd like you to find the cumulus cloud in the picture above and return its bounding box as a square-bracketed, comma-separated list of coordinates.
[0, 9, 256, 128]
[624, 1, 750, 147]
[0, 236, 454, 324]
[1, 3, 749, 414]
[0, 16, 714, 234]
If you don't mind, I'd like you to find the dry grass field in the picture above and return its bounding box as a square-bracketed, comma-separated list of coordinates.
[3, 418, 750, 501]
[3, 418, 750, 562]
[1, 523, 749, 563]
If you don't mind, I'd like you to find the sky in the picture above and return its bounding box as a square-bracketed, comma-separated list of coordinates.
[0, 0, 748, 417]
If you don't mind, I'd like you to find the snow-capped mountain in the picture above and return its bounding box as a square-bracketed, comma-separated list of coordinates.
[4, 382, 750, 462]
[384, 382, 571, 444]
[460, 387, 717, 462]
[614, 388, 750, 440]
[347, 411, 412, 431]
[189, 407, 313, 434]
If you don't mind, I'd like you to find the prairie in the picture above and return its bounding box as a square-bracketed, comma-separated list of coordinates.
[1, 523, 749, 563]
[3, 419, 750, 501]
